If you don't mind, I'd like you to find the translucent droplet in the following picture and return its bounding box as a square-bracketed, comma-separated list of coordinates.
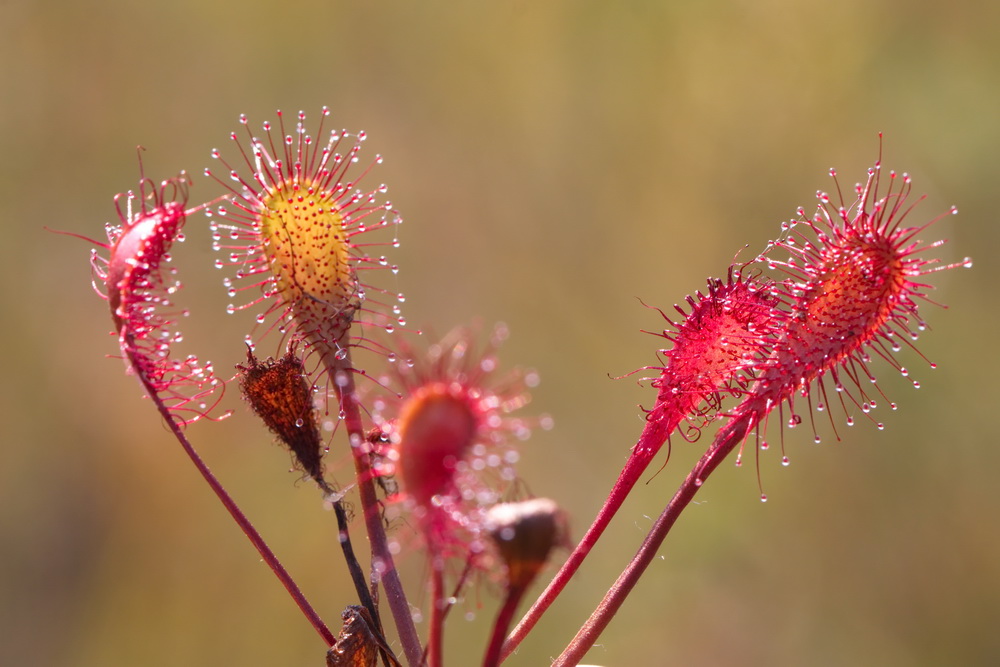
[294, 418, 304, 428]
[781, 456, 790, 466]
[760, 494, 768, 503]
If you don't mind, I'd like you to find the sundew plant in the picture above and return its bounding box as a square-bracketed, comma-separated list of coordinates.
[81, 109, 970, 666]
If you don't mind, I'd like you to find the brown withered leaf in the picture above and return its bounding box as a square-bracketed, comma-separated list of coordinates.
[237, 346, 325, 484]
[325, 605, 397, 667]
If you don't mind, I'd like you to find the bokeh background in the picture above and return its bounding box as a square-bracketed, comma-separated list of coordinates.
[2, 1, 997, 665]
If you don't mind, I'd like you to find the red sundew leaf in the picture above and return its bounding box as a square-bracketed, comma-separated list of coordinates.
[643, 269, 784, 450]
[395, 383, 480, 509]
[373, 325, 540, 562]
[728, 155, 971, 462]
[92, 157, 228, 425]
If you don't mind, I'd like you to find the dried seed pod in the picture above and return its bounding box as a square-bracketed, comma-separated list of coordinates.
[486, 498, 568, 591]
[325, 606, 379, 667]
[237, 346, 325, 485]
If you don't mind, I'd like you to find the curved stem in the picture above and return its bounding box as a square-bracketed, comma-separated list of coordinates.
[553, 413, 753, 665]
[484, 584, 527, 667]
[138, 373, 336, 648]
[501, 418, 671, 660]
[326, 349, 423, 667]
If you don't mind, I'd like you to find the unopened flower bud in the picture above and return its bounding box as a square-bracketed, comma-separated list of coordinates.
[486, 498, 568, 591]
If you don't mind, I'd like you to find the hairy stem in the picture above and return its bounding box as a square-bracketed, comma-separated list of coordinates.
[326, 349, 423, 667]
[553, 413, 753, 665]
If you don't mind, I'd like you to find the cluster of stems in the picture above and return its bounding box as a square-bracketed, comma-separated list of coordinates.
[84, 118, 968, 666]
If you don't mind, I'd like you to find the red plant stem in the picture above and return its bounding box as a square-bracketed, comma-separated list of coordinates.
[420, 556, 475, 667]
[552, 412, 753, 665]
[327, 350, 423, 667]
[500, 418, 671, 660]
[483, 583, 528, 667]
[427, 560, 445, 667]
[135, 371, 337, 648]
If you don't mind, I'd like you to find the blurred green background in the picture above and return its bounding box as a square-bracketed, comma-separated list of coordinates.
[2, 1, 997, 665]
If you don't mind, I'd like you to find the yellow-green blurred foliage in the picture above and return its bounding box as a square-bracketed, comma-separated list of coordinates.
[2, 1, 997, 665]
